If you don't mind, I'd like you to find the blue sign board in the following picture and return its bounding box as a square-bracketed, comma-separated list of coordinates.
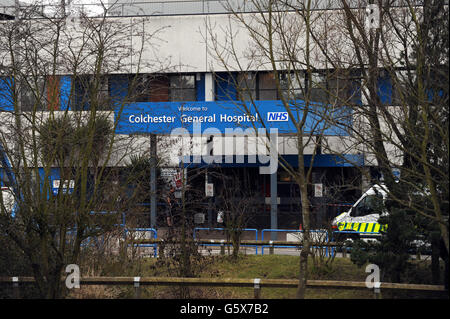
[114, 100, 350, 135]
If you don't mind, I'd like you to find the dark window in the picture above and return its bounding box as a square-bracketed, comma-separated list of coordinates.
[20, 76, 48, 111]
[351, 194, 383, 217]
[129, 74, 151, 102]
[214, 72, 238, 101]
[280, 70, 361, 105]
[377, 69, 417, 106]
[97, 77, 110, 108]
[215, 70, 361, 104]
[72, 75, 110, 110]
[20, 76, 67, 111]
[149, 76, 169, 102]
[377, 69, 392, 105]
[169, 75, 196, 101]
[309, 72, 328, 103]
[238, 72, 280, 101]
[258, 72, 278, 100]
[72, 75, 90, 110]
[237, 73, 256, 101]
[129, 74, 169, 102]
[392, 69, 416, 106]
[328, 70, 361, 106]
[108, 74, 129, 102]
[280, 72, 306, 101]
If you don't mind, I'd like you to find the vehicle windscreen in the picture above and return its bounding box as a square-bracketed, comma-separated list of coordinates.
[350, 194, 384, 217]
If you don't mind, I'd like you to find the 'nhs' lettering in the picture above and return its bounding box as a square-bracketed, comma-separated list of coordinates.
[267, 112, 289, 121]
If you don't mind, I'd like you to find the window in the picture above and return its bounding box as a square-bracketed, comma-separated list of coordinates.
[279, 70, 361, 105]
[278, 170, 294, 182]
[351, 194, 383, 217]
[309, 72, 328, 103]
[20, 76, 48, 111]
[149, 76, 169, 102]
[72, 75, 110, 110]
[237, 73, 256, 101]
[214, 72, 237, 101]
[129, 74, 151, 102]
[280, 71, 328, 103]
[377, 69, 393, 105]
[19, 76, 69, 111]
[377, 69, 421, 106]
[72, 75, 89, 110]
[169, 75, 196, 102]
[129, 74, 169, 102]
[129, 74, 197, 102]
[258, 72, 278, 100]
[392, 69, 416, 106]
[214, 70, 361, 104]
[328, 70, 361, 106]
[238, 72, 280, 101]
[280, 72, 306, 101]
[97, 77, 110, 108]
[130, 74, 197, 102]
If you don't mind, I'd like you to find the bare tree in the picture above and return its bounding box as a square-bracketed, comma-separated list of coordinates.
[307, 0, 449, 253]
[215, 169, 259, 260]
[205, 0, 349, 298]
[290, 0, 448, 283]
[0, 1, 170, 298]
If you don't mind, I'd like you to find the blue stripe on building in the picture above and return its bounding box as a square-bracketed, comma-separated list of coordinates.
[179, 154, 364, 168]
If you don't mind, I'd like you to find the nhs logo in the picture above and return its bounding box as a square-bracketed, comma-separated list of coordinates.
[267, 112, 289, 122]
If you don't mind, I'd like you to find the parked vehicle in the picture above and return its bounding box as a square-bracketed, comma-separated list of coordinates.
[332, 183, 433, 255]
[331, 184, 388, 242]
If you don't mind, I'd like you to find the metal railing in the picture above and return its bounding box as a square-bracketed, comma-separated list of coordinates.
[193, 227, 259, 254]
[260, 228, 330, 256]
[124, 227, 158, 257]
[0, 275, 446, 299]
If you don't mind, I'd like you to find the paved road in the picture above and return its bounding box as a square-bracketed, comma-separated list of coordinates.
[134, 244, 431, 260]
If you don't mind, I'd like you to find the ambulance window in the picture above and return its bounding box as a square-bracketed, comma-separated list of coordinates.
[352, 194, 383, 217]
[365, 194, 383, 214]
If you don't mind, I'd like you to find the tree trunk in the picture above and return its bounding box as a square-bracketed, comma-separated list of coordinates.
[231, 231, 241, 260]
[431, 232, 441, 285]
[296, 141, 311, 298]
[296, 188, 311, 299]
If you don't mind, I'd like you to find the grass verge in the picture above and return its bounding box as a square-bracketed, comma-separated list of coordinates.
[70, 254, 447, 299]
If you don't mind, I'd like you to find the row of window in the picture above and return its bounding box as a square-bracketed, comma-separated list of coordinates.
[0, 70, 416, 111]
[129, 74, 197, 103]
[10, 74, 197, 111]
[226, 71, 361, 105]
